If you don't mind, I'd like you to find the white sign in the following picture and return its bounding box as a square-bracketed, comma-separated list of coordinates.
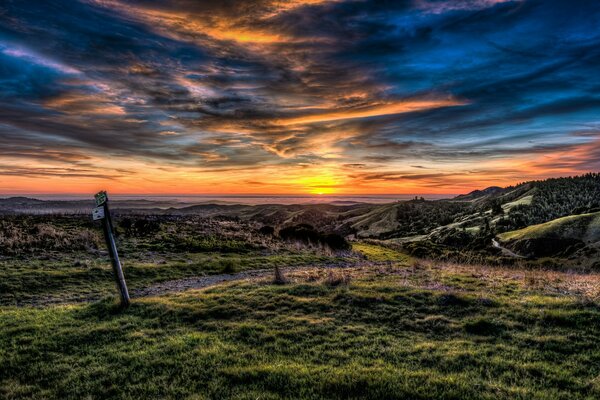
[92, 206, 105, 220]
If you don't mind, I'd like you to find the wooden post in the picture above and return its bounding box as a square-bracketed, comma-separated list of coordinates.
[94, 191, 130, 308]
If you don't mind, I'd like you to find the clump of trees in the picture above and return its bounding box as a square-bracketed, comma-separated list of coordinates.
[258, 225, 275, 236]
[378, 201, 470, 239]
[278, 224, 350, 250]
[479, 173, 600, 229]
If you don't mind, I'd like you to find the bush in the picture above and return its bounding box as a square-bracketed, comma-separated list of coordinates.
[279, 224, 321, 244]
[220, 258, 238, 273]
[322, 233, 350, 250]
[325, 270, 351, 287]
[279, 224, 350, 250]
[273, 266, 287, 284]
[258, 225, 275, 236]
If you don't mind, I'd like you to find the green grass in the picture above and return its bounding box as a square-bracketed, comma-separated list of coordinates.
[352, 242, 413, 263]
[501, 195, 533, 212]
[2, 241, 600, 398]
[2, 264, 600, 399]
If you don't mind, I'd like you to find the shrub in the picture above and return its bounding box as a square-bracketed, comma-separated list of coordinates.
[258, 225, 275, 236]
[322, 233, 350, 250]
[220, 258, 238, 273]
[279, 224, 321, 244]
[118, 218, 161, 237]
[279, 224, 350, 250]
[325, 270, 351, 287]
[273, 266, 287, 284]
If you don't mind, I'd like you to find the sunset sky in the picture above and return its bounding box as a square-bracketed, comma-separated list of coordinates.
[1, 0, 599, 195]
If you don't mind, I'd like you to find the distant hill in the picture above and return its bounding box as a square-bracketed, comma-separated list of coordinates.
[453, 186, 505, 202]
[496, 211, 600, 258]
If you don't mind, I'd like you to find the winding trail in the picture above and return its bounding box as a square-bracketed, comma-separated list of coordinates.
[133, 262, 373, 298]
[133, 268, 274, 298]
[16, 262, 373, 307]
[492, 238, 524, 258]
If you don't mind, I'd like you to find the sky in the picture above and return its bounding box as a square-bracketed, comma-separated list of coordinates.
[1, 0, 600, 195]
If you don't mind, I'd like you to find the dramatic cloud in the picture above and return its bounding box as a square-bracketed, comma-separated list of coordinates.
[0, 0, 599, 194]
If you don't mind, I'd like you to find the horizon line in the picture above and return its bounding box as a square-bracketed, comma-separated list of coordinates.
[0, 193, 459, 197]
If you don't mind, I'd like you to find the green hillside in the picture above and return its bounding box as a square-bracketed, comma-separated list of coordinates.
[498, 211, 600, 243]
[496, 212, 600, 258]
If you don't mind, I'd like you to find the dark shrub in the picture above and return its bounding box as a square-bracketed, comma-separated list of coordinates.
[133, 219, 161, 236]
[322, 233, 350, 250]
[221, 258, 238, 273]
[511, 238, 585, 258]
[258, 225, 275, 236]
[325, 270, 351, 287]
[273, 266, 287, 284]
[279, 224, 349, 250]
[279, 224, 321, 244]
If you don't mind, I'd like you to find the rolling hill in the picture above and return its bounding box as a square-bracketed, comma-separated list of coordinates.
[496, 211, 600, 258]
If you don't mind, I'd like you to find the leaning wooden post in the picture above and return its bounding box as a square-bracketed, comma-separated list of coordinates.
[93, 191, 130, 308]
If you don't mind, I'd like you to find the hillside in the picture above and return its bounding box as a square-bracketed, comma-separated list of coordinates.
[496, 212, 600, 258]
[452, 186, 505, 202]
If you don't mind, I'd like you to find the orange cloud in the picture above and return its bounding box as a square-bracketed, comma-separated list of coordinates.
[278, 98, 467, 125]
[44, 92, 126, 116]
[88, 0, 303, 45]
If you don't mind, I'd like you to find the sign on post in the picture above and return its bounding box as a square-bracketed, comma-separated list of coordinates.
[93, 190, 130, 308]
[92, 206, 105, 221]
[95, 191, 107, 206]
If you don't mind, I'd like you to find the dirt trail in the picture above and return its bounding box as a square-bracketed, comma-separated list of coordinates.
[14, 262, 369, 307]
[133, 268, 273, 298]
[492, 238, 524, 258]
[133, 262, 372, 298]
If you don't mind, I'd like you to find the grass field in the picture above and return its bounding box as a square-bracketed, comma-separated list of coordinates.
[351, 242, 413, 263]
[2, 243, 600, 399]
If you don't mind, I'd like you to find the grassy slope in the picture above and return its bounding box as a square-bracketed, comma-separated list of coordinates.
[347, 204, 400, 238]
[2, 246, 600, 399]
[501, 195, 533, 212]
[352, 242, 413, 263]
[498, 211, 600, 243]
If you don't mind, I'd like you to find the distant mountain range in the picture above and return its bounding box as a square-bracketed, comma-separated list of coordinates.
[2, 173, 600, 260]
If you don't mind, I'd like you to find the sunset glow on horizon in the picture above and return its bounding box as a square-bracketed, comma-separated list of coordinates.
[1, 0, 599, 195]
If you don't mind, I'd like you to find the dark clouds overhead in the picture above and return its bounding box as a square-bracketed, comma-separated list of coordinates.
[0, 0, 599, 193]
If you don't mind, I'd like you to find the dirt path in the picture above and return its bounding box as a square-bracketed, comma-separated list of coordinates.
[133, 262, 371, 298]
[13, 262, 368, 307]
[133, 268, 274, 298]
[492, 238, 524, 258]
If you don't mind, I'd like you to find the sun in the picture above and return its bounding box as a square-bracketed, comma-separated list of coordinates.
[294, 172, 338, 195]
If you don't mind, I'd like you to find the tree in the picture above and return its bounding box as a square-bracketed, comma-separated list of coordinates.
[491, 200, 504, 215]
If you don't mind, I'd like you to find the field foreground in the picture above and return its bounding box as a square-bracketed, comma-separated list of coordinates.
[2, 245, 600, 399]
